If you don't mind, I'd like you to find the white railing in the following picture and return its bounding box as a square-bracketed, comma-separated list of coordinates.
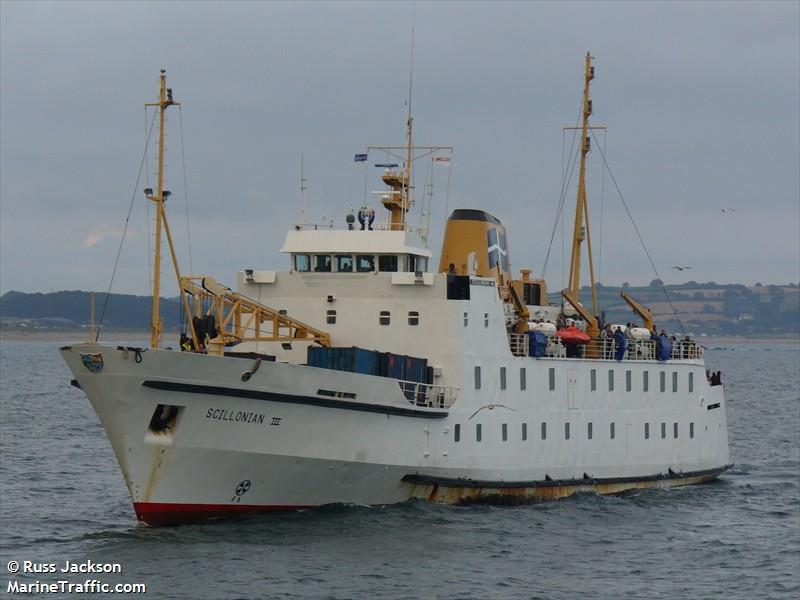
[508, 334, 703, 361]
[291, 222, 427, 236]
[398, 380, 460, 409]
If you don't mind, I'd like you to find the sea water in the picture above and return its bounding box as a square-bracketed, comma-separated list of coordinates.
[1, 340, 798, 599]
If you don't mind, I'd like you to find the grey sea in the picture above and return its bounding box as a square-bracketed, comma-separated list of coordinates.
[1, 340, 798, 599]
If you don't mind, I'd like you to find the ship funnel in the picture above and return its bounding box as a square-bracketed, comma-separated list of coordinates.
[438, 209, 512, 285]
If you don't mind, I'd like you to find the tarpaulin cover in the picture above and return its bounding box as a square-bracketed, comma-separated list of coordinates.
[529, 331, 548, 357]
[657, 336, 672, 361]
[557, 326, 591, 344]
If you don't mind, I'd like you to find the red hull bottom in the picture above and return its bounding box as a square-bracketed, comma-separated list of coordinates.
[134, 502, 311, 526]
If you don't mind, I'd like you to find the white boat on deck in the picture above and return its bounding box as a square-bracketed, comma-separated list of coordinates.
[61, 57, 730, 526]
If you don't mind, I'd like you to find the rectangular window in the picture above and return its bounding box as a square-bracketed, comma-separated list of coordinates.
[541, 422, 547, 440]
[356, 255, 375, 272]
[522, 422, 527, 441]
[590, 369, 597, 391]
[313, 255, 332, 272]
[626, 370, 632, 392]
[474, 366, 481, 390]
[476, 423, 482, 442]
[378, 255, 398, 272]
[326, 309, 336, 324]
[689, 372, 694, 393]
[610, 422, 616, 440]
[549, 368, 556, 391]
[661, 422, 666, 439]
[643, 371, 649, 392]
[500, 367, 507, 390]
[587, 422, 593, 440]
[463, 312, 469, 327]
[672, 371, 678, 393]
[502, 423, 508, 441]
[454, 424, 460, 442]
[408, 311, 420, 326]
[645, 423, 650, 439]
[484, 313, 489, 328]
[673, 422, 679, 439]
[608, 370, 615, 391]
[520, 368, 527, 391]
[295, 254, 311, 272]
[690, 422, 695, 438]
[660, 371, 666, 393]
[565, 422, 571, 440]
[335, 255, 353, 272]
[379, 310, 390, 326]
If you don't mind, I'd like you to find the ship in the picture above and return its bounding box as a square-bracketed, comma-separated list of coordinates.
[61, 55, 731, 526]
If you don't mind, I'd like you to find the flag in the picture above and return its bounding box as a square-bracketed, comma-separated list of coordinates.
[354, 153, 368, 162]
[433, 156, 451, 165]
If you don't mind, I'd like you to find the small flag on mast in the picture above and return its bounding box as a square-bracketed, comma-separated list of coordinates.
[354, 153, 368, 162]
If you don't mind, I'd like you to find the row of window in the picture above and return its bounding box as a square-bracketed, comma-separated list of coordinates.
[463, 312, 491, 327]
[474, 366, 696, 393]
[294, 253, 428, 273]
[324, 310, 421, 326]
[454, 421, 697, 443]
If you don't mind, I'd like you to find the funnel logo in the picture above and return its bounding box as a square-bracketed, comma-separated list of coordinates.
[487, 228, 510, 272]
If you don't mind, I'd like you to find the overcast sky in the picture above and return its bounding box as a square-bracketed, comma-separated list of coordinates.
[1, 0, 798, 297]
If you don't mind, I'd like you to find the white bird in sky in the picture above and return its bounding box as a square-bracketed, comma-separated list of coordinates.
[721, 208, 736, 213]
[672, 266, 691, 271]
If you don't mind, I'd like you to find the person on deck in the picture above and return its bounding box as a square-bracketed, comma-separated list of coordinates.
[613, 327, 627, 362]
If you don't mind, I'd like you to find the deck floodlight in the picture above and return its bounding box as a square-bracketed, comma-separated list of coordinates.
[144, 188, 153, 196]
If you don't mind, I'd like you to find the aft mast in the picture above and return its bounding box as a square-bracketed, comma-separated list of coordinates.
[564, 52, 600, 338]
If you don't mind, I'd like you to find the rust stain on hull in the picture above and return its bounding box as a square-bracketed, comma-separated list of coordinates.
[407, 473, 722, 506]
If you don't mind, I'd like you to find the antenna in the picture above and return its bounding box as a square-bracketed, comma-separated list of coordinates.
[300, 152, 308, 225]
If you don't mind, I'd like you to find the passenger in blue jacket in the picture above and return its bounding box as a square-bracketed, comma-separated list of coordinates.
[613, 327, 627, 361]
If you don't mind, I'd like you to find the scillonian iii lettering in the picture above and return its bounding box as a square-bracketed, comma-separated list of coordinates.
[206, 408, 266, 425]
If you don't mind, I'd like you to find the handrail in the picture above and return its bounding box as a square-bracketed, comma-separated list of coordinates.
[397, 380, 460, 409]
[508, 333, 703, 361]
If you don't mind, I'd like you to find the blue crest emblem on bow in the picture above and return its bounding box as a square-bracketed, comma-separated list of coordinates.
[81, 352, 104, 374]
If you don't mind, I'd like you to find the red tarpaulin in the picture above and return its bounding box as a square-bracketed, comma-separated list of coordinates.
[557, 326, 591, 344]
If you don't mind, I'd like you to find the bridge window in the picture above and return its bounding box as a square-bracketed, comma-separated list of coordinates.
[313, 255, 332, 272]
[454, 424, 460, 442]
[522, 422, 527, 441]
[643, 371, 649, 392]
[610, 422, 616, 440]
[549, 368, 555, 390]
[408, 311, 420, 326]
[520, 368, 527, 391]
[378, 255, 398, 272]
[356, 255, 375, 272]
[672, 371, 678, 392]
[502, 423, 508, 441]
[379, 311, 390, 326]
[474, 366, 481, 390]
[626, 370, 632, 392]
[590, 369, 596, 391]
[476, 423, 482, 442]
[500, 367, 507, 390]
[295, 254, 311, 272]
[335, 255, 353, 272]
[408, 255, 428, 272]
[326, 309, 336, 324]
[689, 372, 694, 393]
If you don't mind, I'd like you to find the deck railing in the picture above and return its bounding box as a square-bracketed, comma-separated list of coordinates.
[508, 334, 703, 361]
[398, 380, 460, 409]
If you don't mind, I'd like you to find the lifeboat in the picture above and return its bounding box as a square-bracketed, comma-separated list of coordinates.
[557, 326, 591, 344]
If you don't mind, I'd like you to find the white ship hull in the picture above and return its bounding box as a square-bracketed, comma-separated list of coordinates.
[62, 339, 730, 526]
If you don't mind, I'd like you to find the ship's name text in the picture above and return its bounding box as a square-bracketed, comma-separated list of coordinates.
[206, 408, 267, 425]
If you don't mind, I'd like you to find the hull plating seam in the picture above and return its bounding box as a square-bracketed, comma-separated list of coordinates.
[402, 464, 733, 489]
[141, 380, 448, 418]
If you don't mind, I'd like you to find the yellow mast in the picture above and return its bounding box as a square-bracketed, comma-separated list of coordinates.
[567, 52, 599, 319]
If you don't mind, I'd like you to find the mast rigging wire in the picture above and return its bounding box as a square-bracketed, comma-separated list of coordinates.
[178, 106, 194, 275]
[95, 109, 158, 341]
[589, 128, 686, 335]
